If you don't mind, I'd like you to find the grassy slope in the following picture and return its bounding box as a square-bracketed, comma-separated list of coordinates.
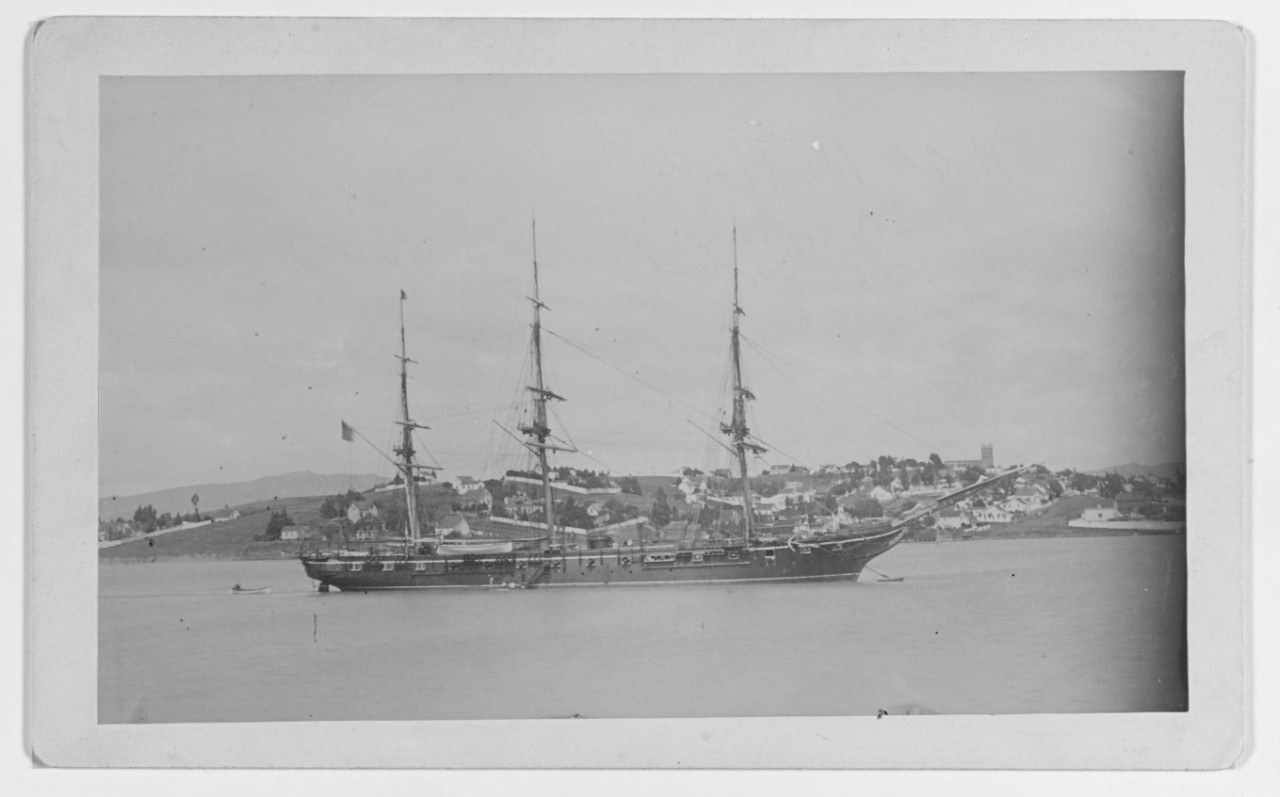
[982, 494, 1105, 538]
[99, 494, 328, 561]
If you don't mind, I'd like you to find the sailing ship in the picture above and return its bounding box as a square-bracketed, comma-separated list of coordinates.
[300, 227, 1031, 591]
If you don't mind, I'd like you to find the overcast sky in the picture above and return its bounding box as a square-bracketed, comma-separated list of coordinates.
[99, 72, 1184, 498]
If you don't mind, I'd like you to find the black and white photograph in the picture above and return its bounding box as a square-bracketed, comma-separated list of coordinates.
[95, 68, 1190, 724]
[24, 15, 1251, 772]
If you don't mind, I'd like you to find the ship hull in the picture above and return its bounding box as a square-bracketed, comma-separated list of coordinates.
[301, 526, 905, 591]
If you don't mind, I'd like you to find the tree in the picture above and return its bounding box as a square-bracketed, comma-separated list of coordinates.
[1047, 479, 1064, 499]
[959, 466, 983, 486]
[263, 509, 293, 541]
[650, 489, 674, 527]
[558, 497, 593, 529]
[1099, 472, 1126, 499]
[619, 476, 643, 495]
[929, 452, 944, 468]
[845, 497, 884, 519]
[920, 463, 936, 485]
[319, 498, 340, 519]
[1070, 471, 1095, 492]
[133, 504, 159, 533]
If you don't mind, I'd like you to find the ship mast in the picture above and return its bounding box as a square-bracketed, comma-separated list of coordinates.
[721, 228, 765, 540]
[518, 220, 572, 549]
[393, 290, 428, 542]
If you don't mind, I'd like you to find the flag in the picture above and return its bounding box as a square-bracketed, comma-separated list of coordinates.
[400, 289, 407, 300]
[341, 421, 354, 442]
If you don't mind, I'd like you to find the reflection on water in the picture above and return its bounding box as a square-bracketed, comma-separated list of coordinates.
[99, 536, 1187, 723]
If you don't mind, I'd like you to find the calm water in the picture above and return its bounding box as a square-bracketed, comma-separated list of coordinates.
[99, 536, 1187, 723]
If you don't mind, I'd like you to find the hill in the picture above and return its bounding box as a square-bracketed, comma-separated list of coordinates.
[98, 493, 333, 561]
[99, 471, 385, 520]
[1083, 462, 1184, 479]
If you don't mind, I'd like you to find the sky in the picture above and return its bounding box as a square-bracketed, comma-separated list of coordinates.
[99, 72, 1185, 498]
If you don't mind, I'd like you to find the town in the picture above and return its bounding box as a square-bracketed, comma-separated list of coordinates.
[98, 446, 1187, 557]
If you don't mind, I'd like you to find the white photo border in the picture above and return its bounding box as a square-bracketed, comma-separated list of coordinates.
[27, 16, 1247, 769]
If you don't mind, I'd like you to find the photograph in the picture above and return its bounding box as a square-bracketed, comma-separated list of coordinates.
[22, 15, 1250, 771]
[96, 70, 1188, 724]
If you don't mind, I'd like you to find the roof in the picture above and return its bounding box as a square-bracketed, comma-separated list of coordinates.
[351, 500, 376, 510]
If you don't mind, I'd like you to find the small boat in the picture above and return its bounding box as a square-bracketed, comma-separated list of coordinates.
[230, 584, 272, 595]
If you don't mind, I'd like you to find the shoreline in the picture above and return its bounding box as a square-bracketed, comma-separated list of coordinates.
[99, 526, 1183, 564]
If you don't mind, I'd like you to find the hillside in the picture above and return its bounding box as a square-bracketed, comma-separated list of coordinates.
[1083, 462, 1184, 479]
[98, 493, 333, 561]
[99, 471, 385, 520]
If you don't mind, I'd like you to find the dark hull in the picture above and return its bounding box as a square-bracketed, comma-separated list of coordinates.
[301, 525, 906, 591]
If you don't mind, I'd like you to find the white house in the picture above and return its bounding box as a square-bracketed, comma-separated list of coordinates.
[677, 473, 708, 503]
[868, 485, 895, 503]
[935, 509, 968, 530]
[1080, 505, 1122, 523]
[435, 514, 471, 537]
[456, 476, 487, 496]
[457, 487, 493, 511]
[347, 500, 380, 524]
[1011, 486, 1048, 507]
[756, 494, 789, 514]
[971, 506, 1012, 524]
[279, 525, 313, 541]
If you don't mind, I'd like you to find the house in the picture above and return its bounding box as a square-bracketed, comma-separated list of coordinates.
[935, 508, 968, 530]
[456, 476, 487, 496]
[279, 525, 313, 541]
[457, 487, 493, 511]
[1081, 504, 1121, 522]
[1012, 485, 1047, 506]
[677, 472, 709, 503]
[868, 485, 895, 503]
[971, 506, 1012, 524]
[769, 464, 792, 476]
[347, 500, 380, 524]
[756, 494, 789, 514]
[435, 514, 471, 538]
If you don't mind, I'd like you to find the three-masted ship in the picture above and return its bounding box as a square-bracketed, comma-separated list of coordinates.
[300, 228, 1030, 591]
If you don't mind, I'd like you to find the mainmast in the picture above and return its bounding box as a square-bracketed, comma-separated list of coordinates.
[518, 220, 572, 549]
[393, 290, 429, 541]
[721, 228, 766, 540]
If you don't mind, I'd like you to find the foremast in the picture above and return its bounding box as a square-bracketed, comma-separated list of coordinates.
[720, 228, 766, 541]
[517, 220, 573, 550]
[393, 290, 431, 542]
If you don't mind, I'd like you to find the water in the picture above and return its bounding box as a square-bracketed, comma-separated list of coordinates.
[99, 536, 1187, 723]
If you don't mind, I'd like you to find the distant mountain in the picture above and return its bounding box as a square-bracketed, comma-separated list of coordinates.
[1083, 462, 1185, 479]
[99, 471, 386, 520]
